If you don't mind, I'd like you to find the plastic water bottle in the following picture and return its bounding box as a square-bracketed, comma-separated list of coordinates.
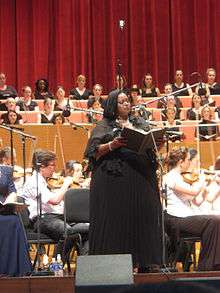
[56, 254, 64, 277]
[49, 257, 59, 276]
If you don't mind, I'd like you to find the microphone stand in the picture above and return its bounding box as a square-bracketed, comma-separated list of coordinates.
[66, 118, 89, 132]
[116, 19, 125, 90]
[143, 118, 177, 272]
[0, 125, 36, 181]
[132, 82, 200, 111]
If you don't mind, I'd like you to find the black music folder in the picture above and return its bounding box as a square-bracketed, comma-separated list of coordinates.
[121, 127, 164, 154]
[0, 201, 28, 215]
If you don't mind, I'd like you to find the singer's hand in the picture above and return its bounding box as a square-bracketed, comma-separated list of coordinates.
[110, 137, 127, 150]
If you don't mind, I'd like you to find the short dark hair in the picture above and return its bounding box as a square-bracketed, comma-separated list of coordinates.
[32, 149, 56, 171]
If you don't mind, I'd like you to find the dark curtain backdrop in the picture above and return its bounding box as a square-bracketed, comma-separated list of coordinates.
[0, 0, 220, 95]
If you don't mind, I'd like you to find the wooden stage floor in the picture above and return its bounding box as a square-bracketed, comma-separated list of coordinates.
[1, 271, 220, 293]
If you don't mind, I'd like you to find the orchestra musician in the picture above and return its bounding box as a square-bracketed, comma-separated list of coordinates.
[85, 89, 163, 272]
[48, 160, 86, 189]
[21, 149, 82, 257]
[164, 147, 220, 271]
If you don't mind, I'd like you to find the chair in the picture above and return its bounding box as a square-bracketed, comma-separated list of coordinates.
[18, 198, 58, 269]
[63, 188, 90, 271]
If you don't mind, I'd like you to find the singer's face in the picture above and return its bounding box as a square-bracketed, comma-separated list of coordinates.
[77, 78, 86, 87]
[207, 70, 216, 83]
[164, 85, 172, 94]
[39, 80, 46, 90]
[44, 101, 53, 112]
[23, 87, 32, 98]
[192, 95, 202, 105]
[166, 109, 175, 121]
[117, 93, 131, 117]
[202, 108, 212, 120]
[144, 75, 152, 85]
[56, 88, 65, 99]
[93, 86, 102, 96]
[92, 100, 101, 110]
[8, 112, 17, 124]
[7, 100, 16, 111]
[175, 70, 183, 81]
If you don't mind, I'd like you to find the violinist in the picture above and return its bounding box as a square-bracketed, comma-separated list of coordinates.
[61, 160, 85, 188]
[203, 156, 220, 214]
[22, 150, 79, 257]
[164, 146, 220, 271]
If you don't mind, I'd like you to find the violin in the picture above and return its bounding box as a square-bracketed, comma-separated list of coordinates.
[47, 175, 81, 189]
[181, 171, 199, 185]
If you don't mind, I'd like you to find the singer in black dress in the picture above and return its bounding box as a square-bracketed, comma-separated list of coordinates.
[84, 90, 162, 270]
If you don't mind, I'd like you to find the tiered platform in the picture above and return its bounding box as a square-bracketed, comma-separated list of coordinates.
[1, 271, 220, 293]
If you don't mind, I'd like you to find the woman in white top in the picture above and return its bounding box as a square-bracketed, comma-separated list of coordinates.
[164, 146, 220, 271]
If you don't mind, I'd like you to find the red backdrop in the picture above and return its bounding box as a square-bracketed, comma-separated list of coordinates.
[0, 0, 220, 95]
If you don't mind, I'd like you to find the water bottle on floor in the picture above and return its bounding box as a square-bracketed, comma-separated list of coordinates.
[49, 257, 59, 276]
[56, 254, 64, 277]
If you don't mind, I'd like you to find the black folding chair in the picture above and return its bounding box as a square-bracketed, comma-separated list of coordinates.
[18, 197, 58, 270]
[63, 188, 90, 272]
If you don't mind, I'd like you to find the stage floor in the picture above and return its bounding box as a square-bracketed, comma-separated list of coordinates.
[1, 271, 220, 293]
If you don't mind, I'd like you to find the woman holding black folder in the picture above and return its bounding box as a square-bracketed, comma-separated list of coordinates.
[84, 90, 163, 272]
[0, 150, 32, 276]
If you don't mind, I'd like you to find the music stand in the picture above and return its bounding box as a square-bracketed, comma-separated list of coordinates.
[141, 82, 200, 272]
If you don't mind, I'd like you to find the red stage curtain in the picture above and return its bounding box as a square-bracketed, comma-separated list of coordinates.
[0, 0, 220, 94]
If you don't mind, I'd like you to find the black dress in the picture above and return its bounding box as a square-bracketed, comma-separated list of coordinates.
[208, 82, 220, 95]
[70, 88, 91, 100]
[0, 86, 17, 99]
[16, 100, 38, 111]
[84, 117, 162, 268]
[141, 87, 158, 97]
[186, 108, 201, 120]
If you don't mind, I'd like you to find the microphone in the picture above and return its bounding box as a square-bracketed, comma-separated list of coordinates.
[62, 98, 71, 117]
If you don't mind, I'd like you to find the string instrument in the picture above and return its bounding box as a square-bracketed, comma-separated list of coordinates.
[181, 171, 199, 185]
[47, 175, 80, 189]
